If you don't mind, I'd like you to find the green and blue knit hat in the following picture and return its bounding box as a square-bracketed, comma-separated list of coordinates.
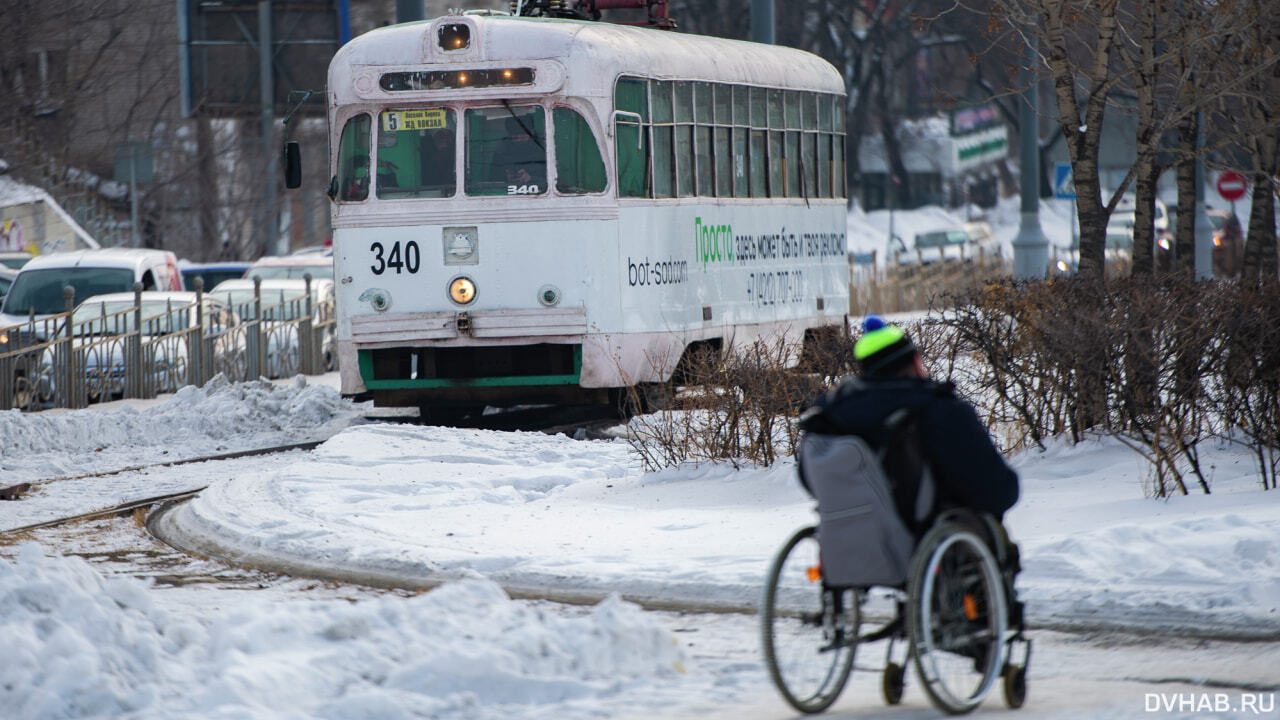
[854, 316, 917, 376]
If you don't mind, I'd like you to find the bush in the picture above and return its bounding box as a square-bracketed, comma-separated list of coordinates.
[626, 277, 1279, 495]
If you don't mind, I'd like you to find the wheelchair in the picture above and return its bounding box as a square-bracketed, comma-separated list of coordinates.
[760, 508, 1031, 715]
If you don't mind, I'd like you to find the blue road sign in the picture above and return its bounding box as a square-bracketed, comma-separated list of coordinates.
[1054, 163, 1075, 200]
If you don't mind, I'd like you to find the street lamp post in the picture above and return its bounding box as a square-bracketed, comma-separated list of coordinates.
[1011, 39, 1049, 279]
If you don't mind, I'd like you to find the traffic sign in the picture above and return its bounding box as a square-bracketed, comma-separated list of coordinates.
[1216, 171, 1248, 202]
[1054, 163, 1075, 200]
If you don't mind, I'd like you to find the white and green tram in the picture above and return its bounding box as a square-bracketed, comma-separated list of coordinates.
[321, 11, 848, 413]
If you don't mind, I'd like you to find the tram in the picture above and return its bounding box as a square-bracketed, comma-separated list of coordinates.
[309, 8, 849, 414]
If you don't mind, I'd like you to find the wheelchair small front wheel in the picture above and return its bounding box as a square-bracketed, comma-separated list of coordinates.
[1003, 664, 1027, 708]
[907, 522, 1008, 715]
[760, 525, 859, 714]
[882, 661, 905, 705]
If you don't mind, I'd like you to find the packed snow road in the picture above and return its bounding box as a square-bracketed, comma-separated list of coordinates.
[5, 507, 1278, 720]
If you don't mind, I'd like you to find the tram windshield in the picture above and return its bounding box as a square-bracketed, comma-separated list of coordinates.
[336, 103, 608, 201]
[465, 106, 547, 196]
[376, 108, 458, 199]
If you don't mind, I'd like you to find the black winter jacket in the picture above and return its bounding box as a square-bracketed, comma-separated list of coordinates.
[810, 376, 1019, 519]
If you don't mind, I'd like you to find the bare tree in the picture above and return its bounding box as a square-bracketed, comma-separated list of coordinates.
[1236, 0, 1280, 280]
[981, 0, 1278, 280]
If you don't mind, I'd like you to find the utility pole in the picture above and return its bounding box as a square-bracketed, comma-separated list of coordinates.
[1193, 116, 1213, 280]
[398, 0, 424, 23]
[751, 0, 773, 44]
[258, 1, 285, 255]
[1011, 39, 1049, 279]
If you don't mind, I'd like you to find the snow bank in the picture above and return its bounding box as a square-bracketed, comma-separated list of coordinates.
[0, 545, 684, 720]
[0, 375, 364, 481]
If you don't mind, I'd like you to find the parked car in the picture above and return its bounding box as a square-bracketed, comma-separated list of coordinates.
[245, 254, 334, 281]
[39, 291, 241, 402]
[0, 248, 183, 329]
[0, 248, 183, 406]
[0, 267, 18, 303]
[207, 278, 336, 376]
[179, 260, 253, 292]
[891, 221, 1000, 265]
[0, 251, 34, 269]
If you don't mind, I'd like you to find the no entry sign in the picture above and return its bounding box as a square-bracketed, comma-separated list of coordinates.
[1216, 171, 1248, 202]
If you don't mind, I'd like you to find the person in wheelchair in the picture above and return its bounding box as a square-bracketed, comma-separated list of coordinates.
[766, 317, 1029, 714]
[805, 315, 1019, 527]
[799, 317, 1026, 679]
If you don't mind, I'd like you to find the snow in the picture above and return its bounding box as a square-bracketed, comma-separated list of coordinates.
[2, 204, 1279, 717]
[0, 172, 50, 208]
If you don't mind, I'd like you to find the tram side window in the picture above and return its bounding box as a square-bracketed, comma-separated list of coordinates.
[783, 92, 800, 198]
[614, 77, 650, 198]
[650, 80, 674, 198]
[732, 86, 749, 198]
[335, 114, 371, 202]
[694, 83, 714, 196]
[673, 81, 694, 197]
[833, 134, 846, 197]
[732, 127, 748, 197]
[376, 108, 457, 199]
[553, 106, 606, 194]
[465, 106, 546, 196]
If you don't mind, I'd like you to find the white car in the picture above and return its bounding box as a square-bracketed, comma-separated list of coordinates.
[40, 291, 240, 403]
[244, 254, 334, 281]
[892, 222, 1001, 266]
[207, 278, 336, 377]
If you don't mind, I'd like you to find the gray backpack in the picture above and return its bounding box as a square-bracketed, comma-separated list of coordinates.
[797, 416, 935, 588]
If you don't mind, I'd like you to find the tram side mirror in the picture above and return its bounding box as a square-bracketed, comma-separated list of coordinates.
[283, 141, 302, 189]
[326, 175, 338, 201]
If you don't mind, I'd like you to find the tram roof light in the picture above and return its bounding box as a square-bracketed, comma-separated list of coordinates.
[380, 68, 536, 92]
[438, 23, 470, 51]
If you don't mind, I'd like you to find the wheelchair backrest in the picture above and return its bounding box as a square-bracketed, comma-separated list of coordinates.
[798, 432, 914, 588]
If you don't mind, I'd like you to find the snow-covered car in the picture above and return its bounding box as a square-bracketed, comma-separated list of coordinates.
[891, 222, 1000, 266]
[179, 260, 252, 292]
[207, 278, 336, 377]
[1, 249, 184, 407]
[39, 291, 241, 403]
[0, 250, 33, 269]
[0, 266, 18, 303]
[244, 254, 334, 281]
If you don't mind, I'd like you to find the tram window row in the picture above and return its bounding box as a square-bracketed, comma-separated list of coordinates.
[330, 79, 845, 203]
[615, 76, 847, 201]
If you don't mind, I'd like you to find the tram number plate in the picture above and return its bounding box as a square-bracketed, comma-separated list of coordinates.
[370, 241, 422, 275]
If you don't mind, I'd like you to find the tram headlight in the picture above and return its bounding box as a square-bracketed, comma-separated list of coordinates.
[449, 276, 477, 305]
[538, 284, 561, 307]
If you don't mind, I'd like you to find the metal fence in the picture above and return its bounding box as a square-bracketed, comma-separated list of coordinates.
[0, 277, 336, 412]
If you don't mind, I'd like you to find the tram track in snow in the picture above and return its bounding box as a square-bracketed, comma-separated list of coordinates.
[1, 408, 624, 537]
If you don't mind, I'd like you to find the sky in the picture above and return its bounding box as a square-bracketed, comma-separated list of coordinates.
[2, 202, 1279, 720]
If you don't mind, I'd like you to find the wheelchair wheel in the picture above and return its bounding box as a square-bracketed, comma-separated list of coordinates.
[906, 522, 1007, 715]
[761, 525, 859, 714]
[882, 661, 905, 705]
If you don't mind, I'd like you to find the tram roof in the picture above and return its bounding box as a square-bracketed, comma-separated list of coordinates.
[330, 15, 846, 105]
